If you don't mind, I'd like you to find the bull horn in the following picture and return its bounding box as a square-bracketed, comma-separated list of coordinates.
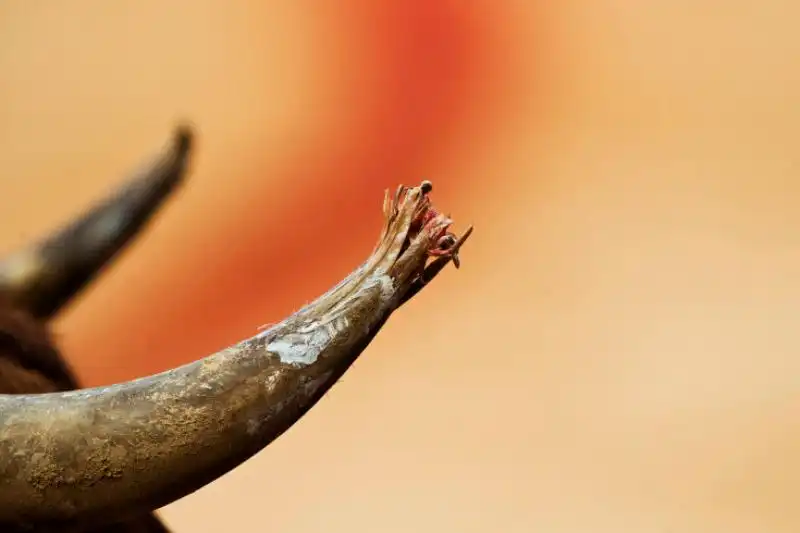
[0, 181, 471, 531]
[0, 126, 193, 320]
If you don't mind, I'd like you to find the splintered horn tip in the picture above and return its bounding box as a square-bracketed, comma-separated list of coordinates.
[460, 224, 474, 243]
[449, 225, 472, 269]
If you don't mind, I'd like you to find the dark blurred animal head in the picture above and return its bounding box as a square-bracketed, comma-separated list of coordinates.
[0, 128, 192, 532]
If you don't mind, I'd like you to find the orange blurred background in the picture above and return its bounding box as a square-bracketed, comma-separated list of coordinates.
[1, 1, 800, 532]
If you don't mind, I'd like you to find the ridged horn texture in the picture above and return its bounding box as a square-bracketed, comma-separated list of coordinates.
[0, 178, 471, 532]
[0, 299, 173, 533]
[0, 127, 193, 320]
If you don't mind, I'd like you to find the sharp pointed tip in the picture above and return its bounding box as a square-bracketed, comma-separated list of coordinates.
[0, 124, 200, 319]
[172, 124, 195, 156]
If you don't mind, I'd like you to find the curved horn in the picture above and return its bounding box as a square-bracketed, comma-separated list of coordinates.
[0, 181, 471, 531]
[0, 127, 193, 320]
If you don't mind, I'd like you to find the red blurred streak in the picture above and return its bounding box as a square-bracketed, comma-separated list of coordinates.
[81, 3, 509, 383]
[220, 3, 499, 310]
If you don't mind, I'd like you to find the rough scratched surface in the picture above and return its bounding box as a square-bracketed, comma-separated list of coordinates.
[0, 270, 390, 529]
[0, 299, 171, 532]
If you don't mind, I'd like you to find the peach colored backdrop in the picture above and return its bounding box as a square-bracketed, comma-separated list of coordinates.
[1, 2, 799, 532]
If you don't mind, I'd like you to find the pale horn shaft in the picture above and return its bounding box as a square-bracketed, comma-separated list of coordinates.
[0, 181, 471, 532]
